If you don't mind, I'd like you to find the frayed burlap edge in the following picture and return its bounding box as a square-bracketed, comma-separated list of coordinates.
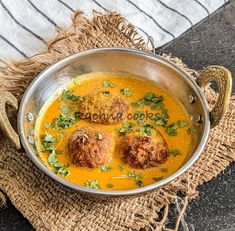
[0, 11, 234, 231]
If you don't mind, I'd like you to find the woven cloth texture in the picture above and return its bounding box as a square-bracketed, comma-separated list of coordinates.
[0, 11, 234, 231]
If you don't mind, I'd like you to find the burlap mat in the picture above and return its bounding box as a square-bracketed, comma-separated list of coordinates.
[0, 11, 234, 231]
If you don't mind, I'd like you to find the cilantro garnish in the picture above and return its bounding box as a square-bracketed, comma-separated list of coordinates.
[153, 176, 164, 182]
[118, 122, 135, 136]
[102, 81, 116, 88]
[85, 180, 100, 189]
[100, 165, 113, 172]
[170, 149, 180, 157]
[107, 184, 113, 188]
[120, 88, 132, 97]
[61, 90, 83, 102]
[166, 120, 189, 136]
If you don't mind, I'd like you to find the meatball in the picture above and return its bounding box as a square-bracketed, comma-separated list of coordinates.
[67, 127, 114, 168]
[78, 91, 128, 124]
[122, 132, 168, 169]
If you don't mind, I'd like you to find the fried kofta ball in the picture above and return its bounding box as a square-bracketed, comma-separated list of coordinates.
[122, 132, 168, 169]
[67, 127, 114, 168]
[78, 91, 128, 124]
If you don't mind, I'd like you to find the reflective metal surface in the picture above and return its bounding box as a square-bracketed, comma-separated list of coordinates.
[18, 48, 210, 196]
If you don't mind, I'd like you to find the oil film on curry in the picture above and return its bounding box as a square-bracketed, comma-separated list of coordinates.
[35, 72, 191, 190]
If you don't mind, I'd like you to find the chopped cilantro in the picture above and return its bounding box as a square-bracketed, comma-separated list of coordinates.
[127, 170, 143, 187]
[48, 151, 70, 177]
[150, 101, 163, 110]
[102, 81, 116, 88]
[127, 170, 142, 180]
[153, 176, 164, 182]
[97, 132, 103, 141]
[135, 179, 144, 187]
[132, 99, 146, 107]
[134, 111, 145, 122]
[132, 92, 164, 110]
[118, 165, 124, 171]
[144, 92, 155, 100]
[118, 122, 135, 136]
[85, 180, 100, 189]
[73, 76, 81, 85]
[51, 112, 80, 129]
[139, 122, 154, 136]
[170, 149, 180, 157]
[160, 167, 168, 173]
[166, 123, 178, 136]
[55, 150, 63, 155]
[120, 88, 132, 97]
[56, 164, 70, 177]
[139, 126, 153, 136]
[178, 121, 189, 128]
[100, 165, 113, 172]
[102, 90, 110, 96]
[166, 120, 189, 136]
[44, 122, 51, 129]
[59, 105, 72, 114]
[106, 184, 113, 188]
[61, 90, 82, 102]
[187, 127, 192, 135]
[41, 134, 56, 152]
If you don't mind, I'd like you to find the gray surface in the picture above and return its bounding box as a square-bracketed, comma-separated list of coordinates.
[0, 2, 234, 231]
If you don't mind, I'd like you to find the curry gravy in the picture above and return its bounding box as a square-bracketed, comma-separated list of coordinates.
[36, 72, 191, 190]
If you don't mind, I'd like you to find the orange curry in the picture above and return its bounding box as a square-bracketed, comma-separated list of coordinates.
[36, 72, 191, 190]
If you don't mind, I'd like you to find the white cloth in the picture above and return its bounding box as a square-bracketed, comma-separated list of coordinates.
[0, 0, 228, 60]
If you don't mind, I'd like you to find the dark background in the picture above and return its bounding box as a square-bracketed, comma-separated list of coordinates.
[0, 2, 234, 231]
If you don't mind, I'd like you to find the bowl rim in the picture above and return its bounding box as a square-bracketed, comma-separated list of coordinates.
[18, 47, 210, 196]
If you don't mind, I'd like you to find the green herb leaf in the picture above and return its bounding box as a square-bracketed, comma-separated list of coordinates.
[118, 165, 124, 171]
[150, 101, 163, 110]
[132, 92, 164, 110]
[100, 165, 113, 172]
[44, 122, 51, 129]
[52, 114, 76, 129]
[178, 121, 189, 128]
[97, 132, 103, 141]
[55, 150, 63, 155]
[132, 99, 146, 107]
[118, 123, 135, 136]
[152, 176, 164, 182]
[57, 164, 70, 177]
[85, 180, 100, 189]
[48, 152, 70, 177]
[187, 127, 192, 135]
[144, 92, 155, 100]
[160, 167, 168, 173]
[102, 90, 110, 96]
[120, 88, 132, 97]
[170, 149, 180, 157]
[127, 170, 143, 187]
[102, 81, 116, 88]
[48, 151, 61, 168]
[135, 179, 144, 187]
[166, 123, 179, 136]
[73, 76, 81, 85]
[139, 126, 153, 136]
[127, 170, 142, 180]
[166, 120, 189, 136]
[61, 90, 82, 102]
[106, 183, 113, 188]
[59, 105, 72, 114]
[41, 134, 56, 152]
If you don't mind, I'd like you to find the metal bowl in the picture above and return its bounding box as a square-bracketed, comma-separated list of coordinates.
[0, 48, 232, 196]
